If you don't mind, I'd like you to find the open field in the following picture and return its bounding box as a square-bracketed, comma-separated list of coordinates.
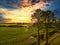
[0, 26, 60, 45]
[0, 27, 38, 45]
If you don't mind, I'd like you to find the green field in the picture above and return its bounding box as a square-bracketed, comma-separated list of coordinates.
[0, 27, 37, 45]
[0, 27, 60, 45]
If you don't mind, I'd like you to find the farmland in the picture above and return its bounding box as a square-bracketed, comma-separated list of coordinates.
[0, 27, 37, 45]
[0, 26, 60, 45]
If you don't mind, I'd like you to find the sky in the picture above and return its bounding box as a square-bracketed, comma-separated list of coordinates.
[0, 0, 60, 22]
[44, 0, 60, 18]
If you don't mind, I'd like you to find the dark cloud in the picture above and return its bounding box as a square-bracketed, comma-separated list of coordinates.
[0, 0, 52, 8]
[0, 0, 21, 8]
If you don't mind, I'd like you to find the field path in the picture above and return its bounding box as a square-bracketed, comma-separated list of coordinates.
[41, 33, 60, 45]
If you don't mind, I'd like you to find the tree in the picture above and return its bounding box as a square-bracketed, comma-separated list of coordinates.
[34, 9, 41, 45]
[32, 9, 55, 45]
[38, 10, 55, 45]
[56, 18, 60, 32]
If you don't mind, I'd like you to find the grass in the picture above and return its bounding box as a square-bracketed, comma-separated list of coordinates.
[0, 27, 37, 45]
[0, 26, 58, 45]
[51, 35, 60, 45]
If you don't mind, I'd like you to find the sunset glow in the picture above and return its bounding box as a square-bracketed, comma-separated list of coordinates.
[0, 0, 48, 23]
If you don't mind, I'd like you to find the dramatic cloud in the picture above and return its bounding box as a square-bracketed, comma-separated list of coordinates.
[0, 0, 51, 23]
